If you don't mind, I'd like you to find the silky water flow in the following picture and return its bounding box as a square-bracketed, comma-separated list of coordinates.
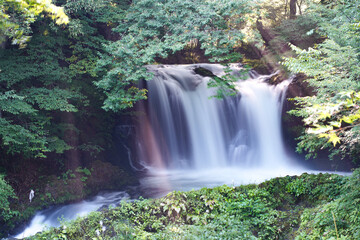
[137, 64, 306, 197]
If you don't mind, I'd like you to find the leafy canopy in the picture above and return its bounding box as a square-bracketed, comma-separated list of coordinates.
[0, 0, 129, 160]
[0, 0, 69, 46]
[96, 0, 255, 111]
[0, 32, 80, 158]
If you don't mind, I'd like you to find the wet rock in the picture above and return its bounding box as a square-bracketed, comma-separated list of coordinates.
[194, 67, 216, 78]
[286, 73, 314, 99]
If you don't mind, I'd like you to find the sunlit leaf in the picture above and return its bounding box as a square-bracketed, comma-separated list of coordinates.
[327, 132, 341, 146]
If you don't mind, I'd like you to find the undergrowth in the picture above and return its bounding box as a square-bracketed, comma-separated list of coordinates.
[30, 170, 360, 240]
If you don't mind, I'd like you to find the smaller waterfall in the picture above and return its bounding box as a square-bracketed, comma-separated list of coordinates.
[229, 74, 292, 168]
[14, 191, 129, 239]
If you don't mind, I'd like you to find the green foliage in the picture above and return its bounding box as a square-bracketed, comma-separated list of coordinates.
[0, 174, 18, 224]
[207, 66, 248, 99]
[295, 169, 360, 239]
[0, 31, 80, 158]
[286, 177, 311, 197]
[57, 167, 91, 184]
[283, 0, 360, 163]
[96, 0, 254, 111]
[0, 0, 69, 46]
[273, 14, 321, 50]
[0, 0, 122, 161]
[76, 167, 91, 176]
[30, 172, 353, 240]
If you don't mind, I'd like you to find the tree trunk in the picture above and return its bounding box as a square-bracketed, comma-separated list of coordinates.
[297, 0, 303, 15]
[290, 0, 297, 19]
[62, 112, 81, 170]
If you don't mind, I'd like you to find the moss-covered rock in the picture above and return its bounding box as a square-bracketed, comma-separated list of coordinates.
[86, 160, 138, 193]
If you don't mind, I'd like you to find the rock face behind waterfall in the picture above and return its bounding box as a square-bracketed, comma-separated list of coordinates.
[282, 74, 315, 150]
[135, 64, 296, 171]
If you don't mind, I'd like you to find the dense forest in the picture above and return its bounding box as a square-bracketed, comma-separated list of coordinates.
[0, 0, 359, 239]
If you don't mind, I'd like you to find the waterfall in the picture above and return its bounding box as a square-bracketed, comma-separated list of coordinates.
[13, 64, 339, 238]
[136, 64, 295, 171]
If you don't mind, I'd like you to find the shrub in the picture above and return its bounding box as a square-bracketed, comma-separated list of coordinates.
[0, 174, 18, 226]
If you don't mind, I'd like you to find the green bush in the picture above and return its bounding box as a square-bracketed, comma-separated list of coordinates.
[0, 174, 18, 225]
[295, 170, 360, 239]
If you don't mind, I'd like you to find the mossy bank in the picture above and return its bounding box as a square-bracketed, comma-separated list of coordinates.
[29, 169, 360, 240]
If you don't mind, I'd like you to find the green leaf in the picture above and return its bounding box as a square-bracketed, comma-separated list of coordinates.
[327, 132, 341, 146]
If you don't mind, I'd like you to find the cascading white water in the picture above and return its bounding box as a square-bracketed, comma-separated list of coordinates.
[14, 191, 129, 238]
[138, 64, 229, 169]
[229, 74, 292, 168]
[136, 64, 308, 197]
[137, 64, 295, 170]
